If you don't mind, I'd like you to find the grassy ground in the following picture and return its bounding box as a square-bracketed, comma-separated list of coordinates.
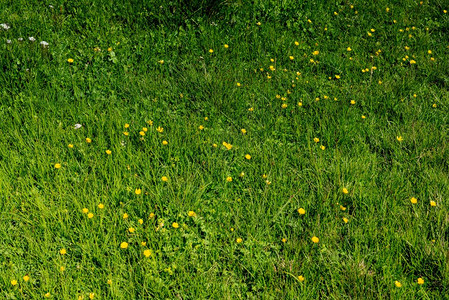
[1, 0, 448, 298]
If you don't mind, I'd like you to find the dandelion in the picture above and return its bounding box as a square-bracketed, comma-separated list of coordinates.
[156, 126, 164, 133]
[256, 21, 261, 26]
[86, 137, 92, 143]
[320, 145, 326, 150]
[289, 56, 294, 60]
[362, 115, 366, 119]
[60, 266, 65, 272]
[347, 47, 352, 51]
[294, 41, 299, 46]
[236, 238, 243, 243]
[410, 197, 418, 204]
[209, 49, 214, 53]
[226, 176, 233, 182]
[106, 149, 112, 155]
[124, 123, 130, 128]
[23, 275, 30, 282]
[11, 279, 18, 286]
[236, 82, 241, 87]
[343, 217, 349, 223]
[60, 248, 67, 255]
[394, 281, 402, 288]
[89, 293, 95, 299]
[188, 211, 196, 217]
[248, 107, 254, 111]
[281, 103, 288, 109]
[298, 275, 305, 282]
[162, 140, 168, 145]
[298, 102, 303, 107]
[82, 208, 89, 214]
[342, 188, 349, 194]
[222, 142, 233, 150]
[67, 58, 74, 63]
[350, 100, 356, 105]
[198, 125, 204, 130]
[123, 213, 128, 219]
[241, 128, 247, 134]
[128, 227, 135, 233]
[120, 242, 128, 249]
[68, 144, 74, 148]
[311, 236, 319, 243]
[417, 278, 424, 285]
[430, 201, 436, 207]
[135, 188, 142, 195]
[282, 238, 287, 243]
[149, 213, 155, 218]
[245, 154, 251, 160]
[142, 127, 148, 132]
[54, 163, 61, 169]
[98, 203, 104, 209]
[312, 50, 319, 55]
[87, 213, 94, 219]
[44, 293, 51, 298]
[161, 176, 168, 182]
[172, 222, 179, 228]
[396, 136, 404, 142]
[410, 60, 416, 64]
[313, 137, 320, 143]
[224, 44, 229, 48]
[297, 208, 306, 215]
[340, 205, 346, 211]
[139, 131, 145, 136]
[158, 60, 164, 64]
[143, 249, 152, 257]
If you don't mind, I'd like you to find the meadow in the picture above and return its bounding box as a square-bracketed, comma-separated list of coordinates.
[0, 0, 448, 298]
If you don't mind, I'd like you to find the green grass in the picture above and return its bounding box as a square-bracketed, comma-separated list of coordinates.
[1, 0, 448, 298]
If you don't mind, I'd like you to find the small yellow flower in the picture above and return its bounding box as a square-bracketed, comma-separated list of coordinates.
[60, 266, 65, 272]
[128, 227, 135, 233]
[289, 56, 294, 60]
[60, 248, 67, 255]
[417, 277, 424, 285]
[172, 222, 179, 228]
[123, 213, 129, 219]
[313, 137, 320, 143]
[347, 47, 352, 51]
[340, 205, 346, 211]
[212, 143, 217, 147]
[67, 58, 74, 63]
[410, 60, 416, 64]
[162, 140, 168, 145]
[142, 127, 148, 132]
[198, 125, 204, 130]
[236, 238, 243, 243]
[245, 154, 251, 160]
[158, 60, 164, 64]
[138, 219, 143, 224]
[209, 49, 214, 53]
[241, 128, 247, 134]
[139, 131, 145, 136]
[123, 131, 129, 136]
[54, 163, 61, 169]
[248, 107, 254, 111]
[120, 242, 128, 249]
[386, 7, 390, 12]
[343, 217, 349, 223]
[68, 144, 74, 148]
[281, 238, 287, 243]
[410, 197, 418, 204]
[297, 208, 306, 215]
[395, 281, 402, 288]
[312, 50, 319, 55]
[11, 279, 18, 286]
[82, 208, 89, 214]
[98, 203, 104, 209]
[236, 82, 241, 87]
[226, 176, 233, 182]
[106, 149, 112, 155]
[298, 275, 305, 282]
[89, 293, 95, 299]
[143, 249, 152, 257]
[298, 102, 303, 107]
[294, 41, 299, 46]
[161, 176, 168, 182]
[224, 44, 229, 48]
[320, 145, 326, 150]
[149, 212, 155, 218]
[44, 292, 51, 298]
[107, 279, 112, 285]
[141, 241, 146, 246]
[362, 115, 366, 119]
[188, 211, 196, 217]
[430, 201, 436, 207]
[124, 123, 130, 128]
[156, 126, 164, 133]
[350, 100, 356, 105]
[256, 21, 261, 26]
[135, 188, 142, 195]
[86, 138, 92, 143]
[87, 213, 94, 219]
[396, 136, 404, 142]
[222, 141, 233, 150]
[23, 275, 30, 282]
[311, 236, 319, 243]
[342, 188, 349, 194]
[281, 103, 288, 109]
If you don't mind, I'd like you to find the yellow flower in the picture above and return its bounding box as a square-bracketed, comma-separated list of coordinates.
[107, 279, 112, 285]
[256, 21, 261, 26]
[236, 238, 243, 243]
[209, 49, 214, 53]
[245, 154, 251, 160]
[23, 275, 30, 282]
[142, 127, 148, 132]
[141, 241, 146, 246]
[44, 293, 51, 298]
[226, 176, 233, 182]
[298, 275, 305, 282]
[289, 56, 294, 60]
[222, 141, 233, 150]
[147, 120, 153, 126]
[105, 149, 112, 155]
[143, 249, 152, 257]
[123, 213, 128, 219]
[128, 227, 135, 233]
[11, 279, 18, 286]
[297, 102, 303, 107]
[430, 201, 436, 207]
[87, 213, 94, 219]
[123, 131, 129, 136]
[347, 47, 352, 51]
[98, 203, 104, 209]
[281, 103, 288, 109]
[67, 58, 74, 63]
[395, 281, 402, 288]
[410, 60, 416, 64]
[343, 217, 349, 223]
[320, 145, 326, 150]
[350, 100, 356, 105]
[224, 44, 229, 48]
[82, 208, 89, 214]
[149, 212, 155, 218]
[362, 115, 366, 119]
[417, 278, 424, 285]
[188, 211, 196, 217]
[386, 7, 390, 12]
[156, 126, 164, 133]
[313, 137, 320, 143]
[172, 222, 179, 228]
[410, 197, 417, 204]
[158, 60, 164, 64]
[139, 131, 145, 136]
[212, 143, 217, 147]
[161, 176, 168, 182]
[342, 188, 349, 194]
[54, 163, 61, 169]
[241, 128, 247, 134]
[138, 219, 143, 224]
[294, 41, 299, 46]
[60, 248, 67, 255]
[248, 107, 254, 111]
[89, 293, 95, 299]
[312, 50, 319, 55]
[68, 144, 74, 148]
[297, 208, 306, 215]
[311, 236, 319, 243]
[86, 138, 92, 143]
[396, 136, 404, 142]
[60, 266, 65, 272]
[120, 242, 128, 249]
[124, 123, 130, 128]
[340, 205, 346, 211]
[135, 188, 142, 195]
[198, 125, 204, 130]
[162, 140, 168, 145]
[281, 238, 287, 243]
[236, 82, 241, 87]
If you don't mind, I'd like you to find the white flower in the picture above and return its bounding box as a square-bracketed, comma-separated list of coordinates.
[49, 4, 54, 8]
[6, 39, 11, 44]
[40, 41, 49, 47]
[74, 123, 82, 129]
[18, 37, 23, 41]
[0, 23, 10, 30]
[29, 37, 36, 42]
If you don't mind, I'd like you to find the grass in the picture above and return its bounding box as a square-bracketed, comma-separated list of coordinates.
[0, 0, 448, 298]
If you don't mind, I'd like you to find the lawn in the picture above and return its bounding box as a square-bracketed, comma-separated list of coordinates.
[0, 0, 448, 298]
